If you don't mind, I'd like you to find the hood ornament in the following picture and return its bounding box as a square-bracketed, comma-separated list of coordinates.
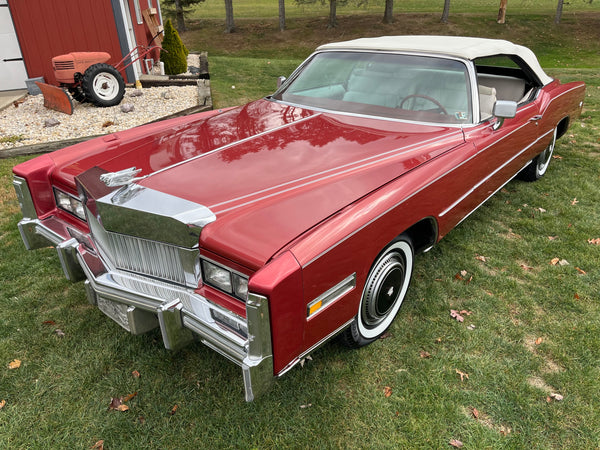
[100, 167, 143, 187]
[99, 167, 147, 205]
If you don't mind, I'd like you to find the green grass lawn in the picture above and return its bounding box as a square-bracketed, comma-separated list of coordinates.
[1, 10, 600, 449]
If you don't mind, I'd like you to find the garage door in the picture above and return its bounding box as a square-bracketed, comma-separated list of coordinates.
[0, 0, 28, 90]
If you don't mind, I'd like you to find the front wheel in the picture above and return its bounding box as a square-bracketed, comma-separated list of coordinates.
[82, 63, 125, 107]
[340, 236, 414, 348]
[518, 128, 557, 182]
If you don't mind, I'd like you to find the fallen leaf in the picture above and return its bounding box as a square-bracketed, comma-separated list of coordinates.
[108, 397, 122, 410]
[574, 293, 580, 300]
[116, 404, 129, 412]
[552, 154, 563, 160]
[170, 404, 179, 415]
[8, 359, 21, 370]
[460, 270, 468, 277]
[102, 120, 115, 128]
[0, 400, 6, 410]
[521, 264, 534, 271]
[42, 320, 56, 326]
[55, 329, 65, 337]
[435, 337, 442, 343]
[467, 324, 476, 330]
[570, 198, 579, 206]
[588, 238, 600, 245]
[575, 267, 586, 275]
[535, 207, 547, 213]
[550, 393, 564, 401]
[420, 350, 431, 359]
[299, 403, 312, 409]
[383, 386, 393, 397]
[132, 370, 141, 378]
[535, 337, 543, 345]
[559, 259, 569, 266]
[471, 407, 479, 420]
[548, 236, 558, 241]
[450, 310, 464, 323]
[460, 310, 473, 316]
[91, 440, 104, 450]
[475, 255, 487, 262]
[379, 331, 392, 340]
[455, 369, 469, 382]
[449, 439, 464, 448]
[122, 392, 137, 402]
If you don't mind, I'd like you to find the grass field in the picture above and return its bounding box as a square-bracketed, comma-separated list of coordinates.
[1, 9, 600, 449]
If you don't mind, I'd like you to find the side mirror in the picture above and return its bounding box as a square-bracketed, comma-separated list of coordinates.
[277, 76, 286, 89]
[492, 100, 517, 130]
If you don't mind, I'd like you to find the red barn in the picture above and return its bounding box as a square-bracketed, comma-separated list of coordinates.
[1, 0, 163, 91]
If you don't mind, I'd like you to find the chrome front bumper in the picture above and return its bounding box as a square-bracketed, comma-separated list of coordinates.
[14, 179, 273, 402]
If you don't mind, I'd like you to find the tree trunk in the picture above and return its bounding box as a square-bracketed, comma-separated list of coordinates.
[555, 0, 564, 24]
[441, 0, 450, 23]
[175, 0, 186, 32]
[383, 0, 394, 24]
[497, 0, 508, 24]
[279, 0, 286, 31]
[224, 0, 235, 33]
[328, 0, 337, 28]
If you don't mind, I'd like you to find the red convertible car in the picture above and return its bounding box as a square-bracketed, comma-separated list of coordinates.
[13, 36, 585, 401]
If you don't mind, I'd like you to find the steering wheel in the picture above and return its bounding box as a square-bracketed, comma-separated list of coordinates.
[399, 94, 448, 115]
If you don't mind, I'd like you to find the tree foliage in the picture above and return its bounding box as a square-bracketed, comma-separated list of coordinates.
[160, 19, 189, 75]
[162, 0, 205, 32]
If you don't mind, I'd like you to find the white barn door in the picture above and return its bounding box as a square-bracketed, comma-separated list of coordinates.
[0, 0, 28, 90]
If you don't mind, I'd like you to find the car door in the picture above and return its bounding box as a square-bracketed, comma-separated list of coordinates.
[436, 92, 545, 233]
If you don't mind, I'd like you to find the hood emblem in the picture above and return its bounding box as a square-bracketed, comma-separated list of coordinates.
[100, 167, 143, 187]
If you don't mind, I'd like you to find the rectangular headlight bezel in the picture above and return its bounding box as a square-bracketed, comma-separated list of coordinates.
[53, 187, 86, 221]
[200, 257, 249, 302]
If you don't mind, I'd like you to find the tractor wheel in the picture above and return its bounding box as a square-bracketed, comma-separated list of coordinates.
[82, 63, 125, 107]
[68, 86, 87, 103]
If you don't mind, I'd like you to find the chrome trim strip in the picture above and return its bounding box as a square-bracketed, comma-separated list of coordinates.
[439, 127, 555, 217]
[307, 273, 356, 318]
[277, 318, 354, 377]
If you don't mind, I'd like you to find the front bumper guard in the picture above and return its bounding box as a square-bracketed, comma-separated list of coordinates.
[16, 215, 273, 402]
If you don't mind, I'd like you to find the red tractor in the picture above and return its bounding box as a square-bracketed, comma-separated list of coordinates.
[52, 52, 126, 107]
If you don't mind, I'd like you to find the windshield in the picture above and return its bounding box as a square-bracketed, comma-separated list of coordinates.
[274, 51, 472, 124]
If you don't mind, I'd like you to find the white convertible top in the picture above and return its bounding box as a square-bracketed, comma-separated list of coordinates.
[318, 36, 553, 85]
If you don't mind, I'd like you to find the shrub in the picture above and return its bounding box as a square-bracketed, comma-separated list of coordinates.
[160, 19, 189, 75]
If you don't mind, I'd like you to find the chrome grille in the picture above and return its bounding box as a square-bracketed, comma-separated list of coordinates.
[103, 232, 187, 285]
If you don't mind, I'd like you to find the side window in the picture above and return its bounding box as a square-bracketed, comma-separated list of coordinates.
[474, 55, 540, 121]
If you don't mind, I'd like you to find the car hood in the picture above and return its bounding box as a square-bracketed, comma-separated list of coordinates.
[59, 100, 465, 269]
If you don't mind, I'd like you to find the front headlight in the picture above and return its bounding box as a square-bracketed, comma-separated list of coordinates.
[53, 188, 86, 221]
[201, 258, 249, 302]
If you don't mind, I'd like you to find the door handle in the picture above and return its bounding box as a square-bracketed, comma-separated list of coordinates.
[529, 115, 542, 122]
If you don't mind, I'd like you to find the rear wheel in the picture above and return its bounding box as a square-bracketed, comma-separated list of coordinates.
[340, 236, 414, 348]
[518, 128, 557, 182]
[82, 63, 125, 107]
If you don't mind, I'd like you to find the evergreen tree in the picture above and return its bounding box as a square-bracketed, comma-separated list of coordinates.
[160, 19, 189, 75]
